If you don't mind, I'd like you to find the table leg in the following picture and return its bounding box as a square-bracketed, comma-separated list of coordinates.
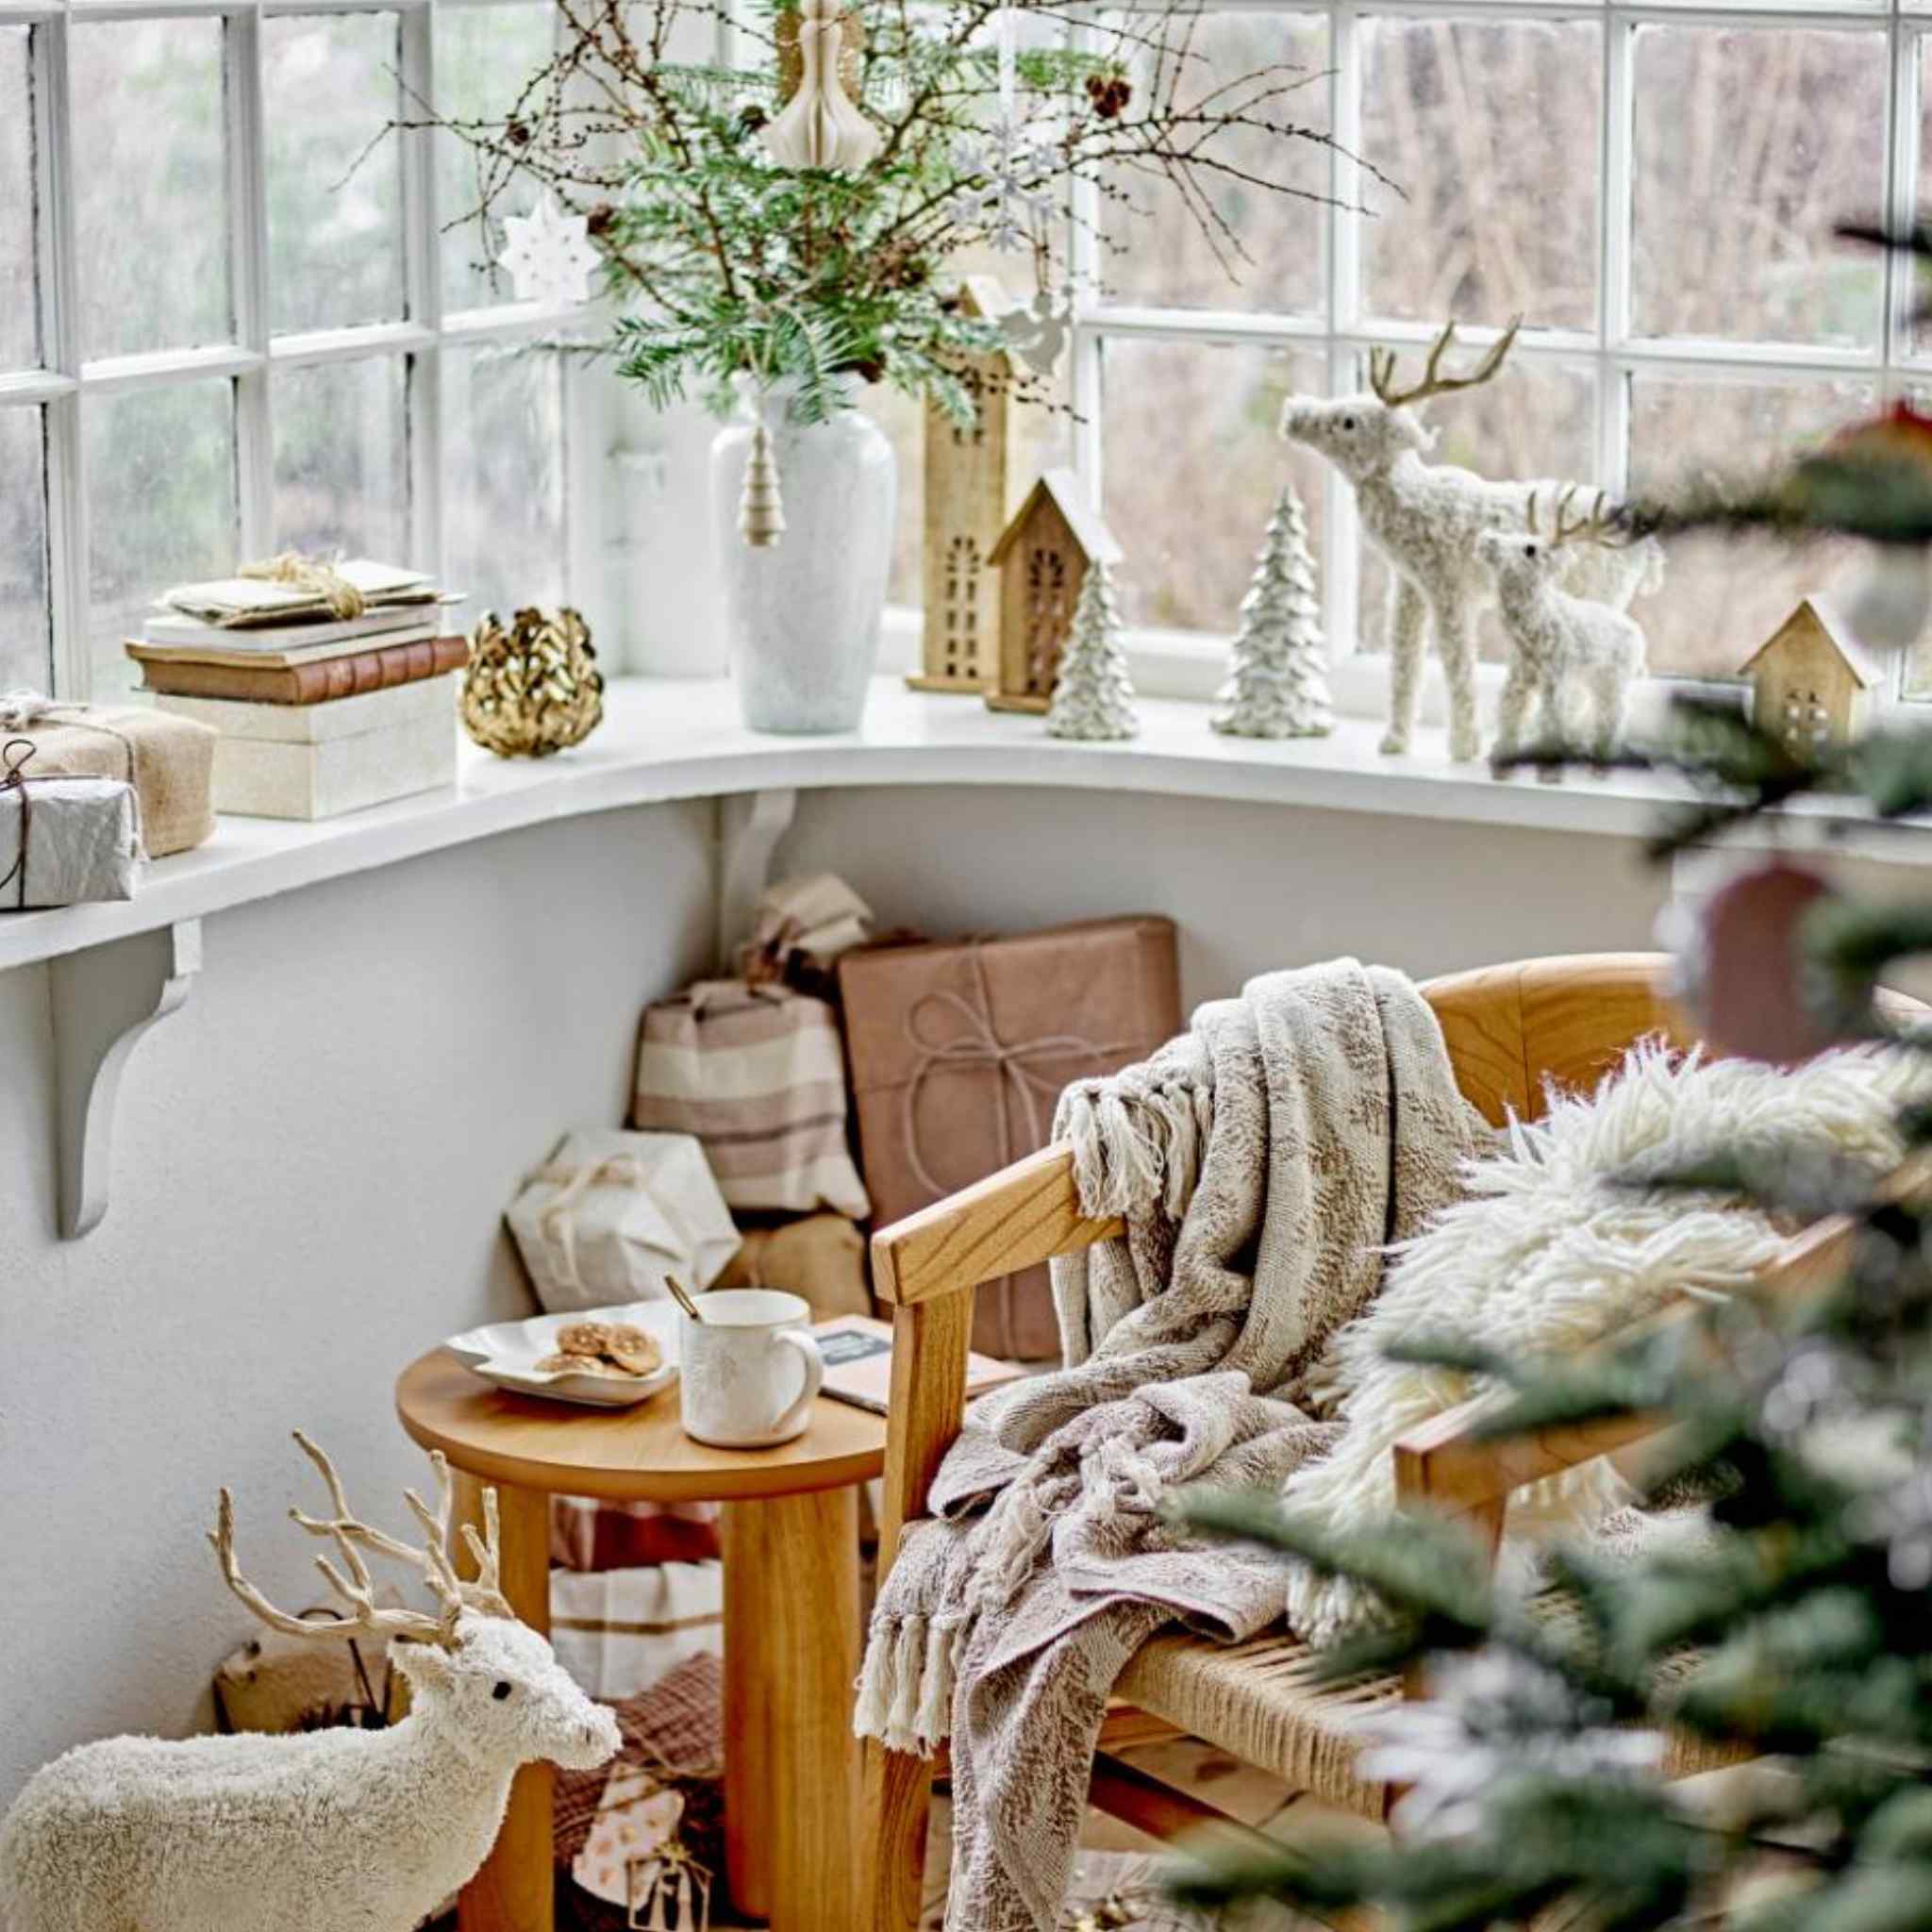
[722, 1486, 862, 1932]
[455, 1476, 556, 1932]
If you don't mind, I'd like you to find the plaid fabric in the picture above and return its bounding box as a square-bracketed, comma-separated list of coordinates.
[555, 1651, 724, 1864]
[551, 1494, 722, 1572]
[549, 1562, 723, 1702]
[632, 980, 870, 1218]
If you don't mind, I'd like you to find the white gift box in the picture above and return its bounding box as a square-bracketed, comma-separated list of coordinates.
[155, 675, 458, 821]
[506, 1127, 740, 1313]
[0, 762, 142, 909]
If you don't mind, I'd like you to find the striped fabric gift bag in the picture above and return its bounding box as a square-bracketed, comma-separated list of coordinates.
[630, 980, 870, 1218]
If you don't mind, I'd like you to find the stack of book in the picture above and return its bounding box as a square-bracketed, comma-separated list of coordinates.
[126, 560, 468, 822]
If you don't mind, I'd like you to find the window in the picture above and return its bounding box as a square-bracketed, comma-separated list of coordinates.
[0, 0, 583, 701]
[1073, 0, 1929, 696]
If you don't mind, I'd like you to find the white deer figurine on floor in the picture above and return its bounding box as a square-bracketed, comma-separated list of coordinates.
[0, 1432, 620, 1932]
[1479, 487, 1651, 777]
[1280, 319, 1662, 761]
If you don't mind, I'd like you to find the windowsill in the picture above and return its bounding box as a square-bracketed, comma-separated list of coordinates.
[0, 674, 1922, 977]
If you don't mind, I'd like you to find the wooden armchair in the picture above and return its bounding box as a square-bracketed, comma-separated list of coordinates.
[859, 952, 1874, 1931]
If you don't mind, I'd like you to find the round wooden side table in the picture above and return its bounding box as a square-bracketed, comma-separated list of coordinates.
[395, 1347, 887, 1932]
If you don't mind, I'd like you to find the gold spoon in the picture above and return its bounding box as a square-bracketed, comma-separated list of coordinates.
[664, 1274, 707, 1324]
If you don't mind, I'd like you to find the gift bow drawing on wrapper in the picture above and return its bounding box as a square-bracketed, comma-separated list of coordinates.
[900, 947, 1137, 1199]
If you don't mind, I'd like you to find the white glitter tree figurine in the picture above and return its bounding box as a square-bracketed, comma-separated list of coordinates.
[1213, 480, 1333, 739]
[1046, 558, 1138, 741]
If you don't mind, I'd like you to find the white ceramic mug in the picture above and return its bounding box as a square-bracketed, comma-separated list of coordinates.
[678, 1289, 824, 1448]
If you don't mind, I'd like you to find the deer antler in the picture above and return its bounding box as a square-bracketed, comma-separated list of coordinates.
[211, 1433, 511, 1650]
[1548, 484, 1630, 549]
[1368, 315, 1524, 410]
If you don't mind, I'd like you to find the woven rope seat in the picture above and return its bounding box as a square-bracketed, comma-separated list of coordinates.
[1115, 1607, 1743, 1823]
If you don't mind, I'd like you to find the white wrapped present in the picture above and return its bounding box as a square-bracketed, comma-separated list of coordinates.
[507, 1128, 739, 1313]
[0, 742, 142, 909]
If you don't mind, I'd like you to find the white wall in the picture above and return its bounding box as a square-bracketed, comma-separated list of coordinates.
[774, 785, 1677, 1005]
[0, 801, 714, 1805]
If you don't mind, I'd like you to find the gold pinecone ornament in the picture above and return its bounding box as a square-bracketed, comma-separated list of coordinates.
[460, 607, 606, 758]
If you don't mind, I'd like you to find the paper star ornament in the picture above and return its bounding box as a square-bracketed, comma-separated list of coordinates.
[499, 195, 600, 307]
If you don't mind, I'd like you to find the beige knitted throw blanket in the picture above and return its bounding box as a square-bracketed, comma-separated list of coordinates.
[853, 958, 1486, 1932]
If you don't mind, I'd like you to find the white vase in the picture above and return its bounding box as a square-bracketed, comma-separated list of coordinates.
[710, 375, 896, 734]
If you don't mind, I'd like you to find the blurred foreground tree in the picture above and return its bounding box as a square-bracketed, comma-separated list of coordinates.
[1171, 225, 1932, 1932]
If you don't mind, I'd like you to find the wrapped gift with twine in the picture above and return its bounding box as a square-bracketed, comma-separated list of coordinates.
[0, 691, 215, 858]
[839, 916, 1181, 1360]
[736, 872, 874, 995]
[632, 981, 870, 1218]
[0, 739, 142, 909]
[506, 1128, 740, 1313]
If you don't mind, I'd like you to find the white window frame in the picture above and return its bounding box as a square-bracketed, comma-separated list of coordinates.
[1066, 0, 1932, 715]
[3, 0, 597, 703]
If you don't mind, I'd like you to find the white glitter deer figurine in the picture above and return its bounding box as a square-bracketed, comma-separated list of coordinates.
[0, 1433, 619, 1932]
[1479, 486, 1651, 775]
[1280, 319, 1661, 761]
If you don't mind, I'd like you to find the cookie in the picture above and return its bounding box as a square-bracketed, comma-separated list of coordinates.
[604, 1324, 662, 1376]
[555, 1320, 612, 1357]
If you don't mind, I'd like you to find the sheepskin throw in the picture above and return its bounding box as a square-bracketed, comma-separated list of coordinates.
[854, 959, 1486, 1932]
[1283, 1036, 1932, 1645]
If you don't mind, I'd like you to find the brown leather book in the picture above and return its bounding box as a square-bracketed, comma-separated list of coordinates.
[134, 633, 470, 705]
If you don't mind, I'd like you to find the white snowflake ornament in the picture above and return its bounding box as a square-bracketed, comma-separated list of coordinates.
[499, 194, 600, 306]
[950, 117, 1058, 253]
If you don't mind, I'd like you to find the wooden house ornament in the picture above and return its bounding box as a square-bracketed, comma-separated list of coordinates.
[986, 467, 1124, 714]
[1742, 597, 1881, 757]
[911, 277, 1023, 694]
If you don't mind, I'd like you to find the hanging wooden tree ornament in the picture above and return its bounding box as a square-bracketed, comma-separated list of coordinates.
[1680, 856, 1858, 1067]
[738, 409, 786, 547]
[762, 0, 881, 172]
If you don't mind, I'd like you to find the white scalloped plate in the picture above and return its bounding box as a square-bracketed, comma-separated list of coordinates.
[445, 1301, 681, 1409]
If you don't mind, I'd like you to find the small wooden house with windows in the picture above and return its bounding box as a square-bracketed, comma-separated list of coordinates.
[911, 277, 1023, 695]
[1742, 598, 1881, 757]
[986, 467, 1124, 714]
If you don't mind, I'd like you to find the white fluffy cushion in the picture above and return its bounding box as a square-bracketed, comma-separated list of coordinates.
[1282, 1038, 1929, 1646]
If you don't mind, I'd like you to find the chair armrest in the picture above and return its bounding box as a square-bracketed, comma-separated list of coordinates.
[872, 1143, 1123, 1307]
[1390, 1207, 1861, 1524]
[870, 1143, 1122, 1569]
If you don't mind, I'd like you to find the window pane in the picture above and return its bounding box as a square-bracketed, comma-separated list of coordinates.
[1102, 337, 1326, 634]
[1630, 26, 1886, 349]
[1914, 38, 1932, 357]
[1361, 18, 1599, 333]
[0, 408, 49, 691]
[1351, 350, 1594, 664]
[0, 29, 40, 371]
[266, 14, 406, 333]
[437, 3, 557, 313]
[72, 19, 229, 359]
[1627, 373, 1873, 678]
[86, 380, 237, 698]
[274, 357, 409, 559]
[873, 383, 924, 610]
[442, 342, 562, 623]
[1096, 13, 1328, 317]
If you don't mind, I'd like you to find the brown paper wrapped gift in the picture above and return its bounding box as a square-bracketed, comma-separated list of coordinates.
[839, 915, 1181, 1360]
[712, 1211, 871, 1320]
[0, 697, 217, 856]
